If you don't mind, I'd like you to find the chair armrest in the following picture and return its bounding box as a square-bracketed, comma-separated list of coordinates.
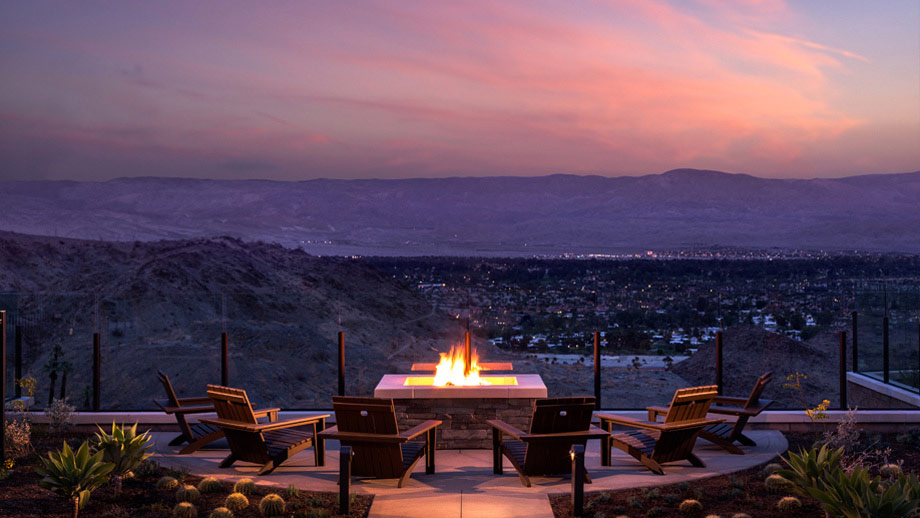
[202, 414, 329, 433]
[521, 425, 609, 442]
[713, 396, 748, 406]
[176, 397, 213, 405]
[399, 420, 442, 440]
[655, 418, 724, 431]
[319, 425, 406, 444]
[160, 405, 215, 416]
[646, 405, 669, 421]
[253, 407, 280, 422]
[596, 413, 666, 432]
[487, 419, 527, 440]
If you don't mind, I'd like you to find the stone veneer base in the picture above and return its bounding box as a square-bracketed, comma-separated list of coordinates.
[393, 397, 538, 450]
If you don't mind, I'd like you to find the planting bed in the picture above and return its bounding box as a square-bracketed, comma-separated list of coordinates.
[0, 428, 372, 518]
[550, 431, 920, 518]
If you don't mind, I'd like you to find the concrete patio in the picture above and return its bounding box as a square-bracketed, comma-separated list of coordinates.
[149, 430, 787, 518]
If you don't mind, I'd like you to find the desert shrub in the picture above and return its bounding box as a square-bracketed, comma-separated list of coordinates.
[3, 416, 32, 460]
[157, 476, 179, 490]
[209, 508, 233, 518]
[678, 499, 703, 515]
[198, 477, 223, 493]
[173, 502, 197, 518]
[134, 459, 160, 479]
[259, 494, 286, 517]
[645, 507, 665, 518]
[45, 398, 75, 431]
[225, 493, 250, 512]
[662, 493, 680, 505]
[233, 478, 255, 496]
[175, 485, 200, 503]
[729, 476, 744, 489]
[880, 463, 902, 478]
[776, 496, 801, 511]
[642, 488, 660, 499]
[626, 495, 643, 508]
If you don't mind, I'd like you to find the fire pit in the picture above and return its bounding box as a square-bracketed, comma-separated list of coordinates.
[374, 333, 547, 449]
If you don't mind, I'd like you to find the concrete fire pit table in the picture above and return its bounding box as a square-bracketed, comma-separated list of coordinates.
[374, 373, 548, 449]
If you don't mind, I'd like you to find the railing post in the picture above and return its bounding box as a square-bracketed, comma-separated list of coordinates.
[1, 310, 6, 464]
[338, 331, 345, 396]
[593, 331, 601, 410]
[851, 311, 858, 372]
[14, 324, 22, 398]
[715, 330, 723, 395]
[221, 332, 229, 386]
[92, 332, 101, 411]
[339, 446, 353, 515]
[571, 444, 585, 517]
[839, 331, 847, 409]
[883, 316, 889, 383]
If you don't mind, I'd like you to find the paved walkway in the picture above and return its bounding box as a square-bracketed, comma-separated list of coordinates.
[150, 430, 786, 518]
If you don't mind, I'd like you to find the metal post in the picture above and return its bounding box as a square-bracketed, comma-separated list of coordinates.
[851, 311, 858, 372]
[715, 330, 724, 394]
[221, 332, 229, 386]
[571, 444, 585, 517]
[92, 332, 100, 411]
[338, 331, 345, 396]
[339, 446, 353, 515]
[464, 331, 471, 377]
[1, 311, 6, 464]
[593, 331, 601, 410]
[14, 324, 22, 398]
[839, 331, 847, 409]
[883, 316, 889, 383]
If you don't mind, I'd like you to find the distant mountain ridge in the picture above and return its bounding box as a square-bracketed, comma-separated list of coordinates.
[2, 169, 919, 255]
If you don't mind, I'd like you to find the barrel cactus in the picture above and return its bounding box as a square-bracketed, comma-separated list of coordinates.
[259, 494, 286, 517]
[225, 492, 250, 513]
[765, 474, 794, 493]
[764, 463, 783, 475]
[233, 478, 255, 496]
[173, 502, 198, 518]
[197, 477, 223, 493]
[209, 508, 234, 518]
[731, 514, 751, 518]
[176, 485, 201, 503]
[776, 496, 801, 511]
[157, 476, 179, 490]
[678, 499, 703, 515]
[880, 463, 903, 478]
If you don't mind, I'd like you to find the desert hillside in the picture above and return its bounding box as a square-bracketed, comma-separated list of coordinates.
[0, 232, 475, 408]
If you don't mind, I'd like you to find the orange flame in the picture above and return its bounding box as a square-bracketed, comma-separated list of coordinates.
[432, 345, 491, 386]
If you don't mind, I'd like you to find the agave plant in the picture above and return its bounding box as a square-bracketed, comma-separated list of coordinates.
[778, 443, 844, 498]
[806, 466, 920, 518]
[34, 441, 114, 518]
[93, 421, 153, 496]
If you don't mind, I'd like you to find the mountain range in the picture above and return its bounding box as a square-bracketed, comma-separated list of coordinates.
[2, 169, 919, 255]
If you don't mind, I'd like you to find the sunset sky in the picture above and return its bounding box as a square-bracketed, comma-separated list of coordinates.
[1, 1, 918, 181]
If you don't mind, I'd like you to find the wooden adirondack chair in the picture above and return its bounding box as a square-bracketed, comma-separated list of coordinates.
[318, 396, 441, 488]
[154, 371, 280, 454]
[597, 385, 722, 475]
[487, 396, 609, 487]
[200, 385, 328, 475]
[649, 373, 773, 454]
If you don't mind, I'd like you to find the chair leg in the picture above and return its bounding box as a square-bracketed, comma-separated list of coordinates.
[736, 433, 757, 447]
[168, 433, 189, 447]
[492, 428, 503, 475]
[179, 430, 224, 455]
[700, 431, 744, 455]
[516, 469, 531, 488]
[258, 460, 278, 476]
[638, 454, 665, 475]
[686, 453, 705, 468]
[398, 452, 427, 488]
[219, 453, 238, 468]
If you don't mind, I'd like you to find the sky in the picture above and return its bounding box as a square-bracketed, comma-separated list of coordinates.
[1, 1, 918, 181]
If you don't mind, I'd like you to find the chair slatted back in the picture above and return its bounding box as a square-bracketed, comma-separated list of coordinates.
[654, 386, 717, 463]
[206, 385, 267, 464]
[662, 385, 718, 424]
[524, 396, 596, 475]
[207, 385, 258, 424]
[332, 396, 403, 478]
[157, 370, 180, 408]
[745, 372, 773, 408]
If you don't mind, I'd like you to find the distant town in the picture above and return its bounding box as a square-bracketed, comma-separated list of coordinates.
[365, 254, 920, 356]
